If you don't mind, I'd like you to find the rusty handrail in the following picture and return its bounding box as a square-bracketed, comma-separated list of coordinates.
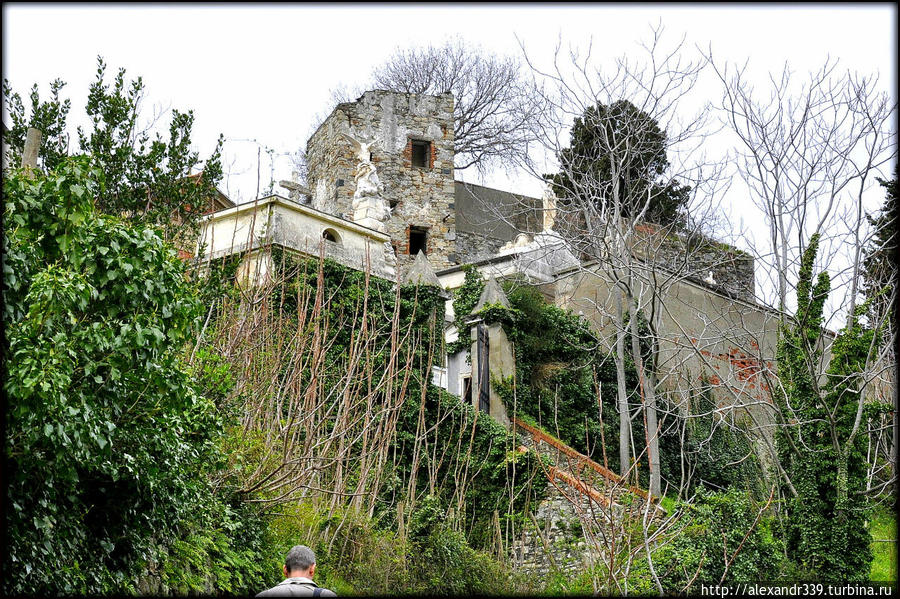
[512, 417, 655, 502]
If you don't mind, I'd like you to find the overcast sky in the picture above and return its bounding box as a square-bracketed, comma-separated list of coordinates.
[3, 3, 897, 318]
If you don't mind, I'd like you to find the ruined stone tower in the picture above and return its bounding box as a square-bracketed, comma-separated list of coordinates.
[306, 90, 458, 270]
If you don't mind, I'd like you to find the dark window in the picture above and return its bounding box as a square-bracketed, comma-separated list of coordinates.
[411, 140, 430, 168]
[462, 376, 472, 404]
[477, 324, 490, 414]
[409, 226, 427, 255]
[322, 229, 340, 243]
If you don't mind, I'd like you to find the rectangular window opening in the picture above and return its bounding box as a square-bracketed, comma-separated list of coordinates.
[409, 226, 428, 255]
[411, 140, 430, 168]
[462, 376, 472, 404]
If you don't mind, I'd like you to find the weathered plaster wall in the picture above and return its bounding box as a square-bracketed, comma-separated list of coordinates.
[469, 321, 513, 428]
[197, 196, 394, 280]
[553, 263, 782, 455]
[306, 91, 457, 270]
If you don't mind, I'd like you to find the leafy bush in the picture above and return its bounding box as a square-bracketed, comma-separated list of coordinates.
[647, 488, 784, 592]
[2, 159, 267, 594]
[264, 498, 520, 596]
[157, 501, 277, 595]
[4, 57, 224, 243]
[406, 496, 515, 596]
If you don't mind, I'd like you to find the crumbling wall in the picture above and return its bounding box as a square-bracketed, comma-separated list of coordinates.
[632, 223, 756, 302]
[306, 90, 458, 269]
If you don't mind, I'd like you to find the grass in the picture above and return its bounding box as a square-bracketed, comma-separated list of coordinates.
[869, 507, 897, 583]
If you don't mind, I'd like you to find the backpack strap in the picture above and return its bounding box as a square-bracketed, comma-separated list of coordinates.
[313, 588, 322, 598]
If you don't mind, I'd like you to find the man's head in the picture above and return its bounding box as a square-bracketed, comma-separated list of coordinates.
[283, 545, 317, 579]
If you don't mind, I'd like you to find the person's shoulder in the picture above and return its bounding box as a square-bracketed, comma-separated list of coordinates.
[254, 580, 305, 597]
[255, 579, 337, 598]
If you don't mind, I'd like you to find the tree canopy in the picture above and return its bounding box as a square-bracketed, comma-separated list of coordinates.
[370, 38, 540, 172]
[3, 57, 224, 243]
[863, 165, 898, 325]
[546, 99, 690, 227]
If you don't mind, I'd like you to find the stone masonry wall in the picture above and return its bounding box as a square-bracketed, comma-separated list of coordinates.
[306, 90, 457, 270]
[513, 480, 594, 577]
[455, 230, 509, 263]
[553, 211, 757, 303]
[513, 430, 607, 577]
[511, 420, 664, 576]
[633, 223, 756, 302]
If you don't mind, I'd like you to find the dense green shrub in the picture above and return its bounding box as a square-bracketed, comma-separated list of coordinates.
[157, 501, 277, 595]
[264, 498, 522, 597]
[405, 495, 515, 596]
[2, 159, 269, 595]
[644, 488, 784, 592]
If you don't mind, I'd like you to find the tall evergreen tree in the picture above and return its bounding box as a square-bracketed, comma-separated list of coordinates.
[546, 99, 690, 227]
[863, 165, 898, 326]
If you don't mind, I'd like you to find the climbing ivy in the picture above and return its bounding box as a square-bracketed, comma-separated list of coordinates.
[776, 233, 875, 581]
[446, 264, 486, 356]
[250, 251, 546, 551]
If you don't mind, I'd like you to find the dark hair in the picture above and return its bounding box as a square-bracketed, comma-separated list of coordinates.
[285, 545, 316, 573]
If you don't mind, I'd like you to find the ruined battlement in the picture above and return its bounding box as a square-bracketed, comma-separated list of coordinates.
[306, 90, 457, 270]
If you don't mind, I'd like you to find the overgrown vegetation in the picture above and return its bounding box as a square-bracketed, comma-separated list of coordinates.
[2, 159, 271, 594]
[209, 248, 547, 547]
[630, 489, 783, 593]
[453, 270, 760, 498]
[2, 155, 541, 595]
[868, 508, 897, 583]
[775, 234, 877, 581]
[4, 55, 893, 595]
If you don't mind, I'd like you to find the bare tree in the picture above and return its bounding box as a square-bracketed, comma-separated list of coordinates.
[370, 37, 543, 173]
[520, 25, 729, 503]
[289, 38, 542, 185]
[707, 53, 897, 497]
[709, 57, 896, 322]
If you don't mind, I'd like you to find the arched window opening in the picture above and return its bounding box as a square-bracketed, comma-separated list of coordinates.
[322, 228, 341, 243]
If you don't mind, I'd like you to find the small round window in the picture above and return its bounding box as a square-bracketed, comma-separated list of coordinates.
[322, 228, 341, 243]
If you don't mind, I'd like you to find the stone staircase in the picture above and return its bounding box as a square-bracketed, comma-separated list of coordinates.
[511, 417, 665, 575]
